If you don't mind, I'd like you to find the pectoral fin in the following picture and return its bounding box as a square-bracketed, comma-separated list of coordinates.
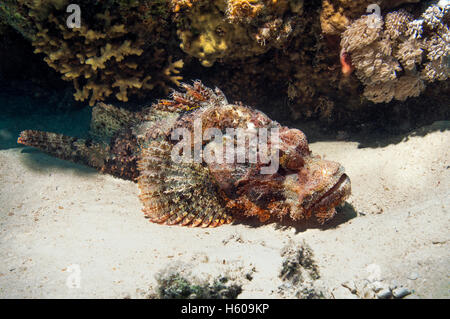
[137, 139, 233, 227]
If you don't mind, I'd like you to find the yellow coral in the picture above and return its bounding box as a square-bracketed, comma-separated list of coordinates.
[226, 0, 264, 22]
[177, 1, 266, 66]
[171, 0, 198, 12]
[112, 77, 147, 102]
[74, 79, 113, 106]
[85, 41, 144, 71]
[33, 17, 147, 105]
[26, 0, 69, 20]
[320, 0, 351, 35]
[163, 57, 184, 86]
[176, 0, 298, 66]
[31, 4, 183, 106]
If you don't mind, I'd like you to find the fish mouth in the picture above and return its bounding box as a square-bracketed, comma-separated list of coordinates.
[309, 173, 351, 222]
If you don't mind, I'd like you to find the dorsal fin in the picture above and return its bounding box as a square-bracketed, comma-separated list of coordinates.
[151, 80, 228, 113]
[89, 102, 138, 140]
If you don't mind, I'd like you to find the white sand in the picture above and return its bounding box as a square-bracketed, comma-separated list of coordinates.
[0, 121, 448, 298]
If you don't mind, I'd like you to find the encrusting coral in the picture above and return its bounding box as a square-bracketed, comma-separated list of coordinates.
[172, 0, 304, 66]
[341, 2, 449, 103]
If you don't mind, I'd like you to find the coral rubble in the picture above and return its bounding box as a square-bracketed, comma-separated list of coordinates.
[154, 263, 242, 299]
[278, 240, 326, 299]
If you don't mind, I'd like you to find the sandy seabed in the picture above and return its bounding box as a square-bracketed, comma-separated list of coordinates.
[0, 110, 448, 298]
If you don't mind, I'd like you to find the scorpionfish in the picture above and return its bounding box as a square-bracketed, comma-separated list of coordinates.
[17, 81, 351, 227]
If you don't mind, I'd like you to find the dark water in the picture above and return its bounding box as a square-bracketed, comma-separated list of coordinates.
[0, 86, 91, 150]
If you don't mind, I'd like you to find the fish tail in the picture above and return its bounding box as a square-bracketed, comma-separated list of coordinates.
[17, 130, 109, 171]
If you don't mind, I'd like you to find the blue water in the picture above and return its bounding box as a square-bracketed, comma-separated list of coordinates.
[0, 91, 91, 150]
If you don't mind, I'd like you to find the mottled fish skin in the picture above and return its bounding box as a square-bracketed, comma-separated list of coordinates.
[17, 81, 351, 227]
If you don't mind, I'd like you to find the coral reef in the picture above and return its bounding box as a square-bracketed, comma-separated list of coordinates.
[1, 0, 447, 121]
[1, 0, 182, 106]
[192, 1, 447, 120]
[270, 3, 362, 120]
[320, 0, 420, 35]
[190, 2, 358, 121]
[17, 82, 351, 227]
[420, 2, 450, 82]
[173, 0, 303, 66]
[341, 3, 449, 103]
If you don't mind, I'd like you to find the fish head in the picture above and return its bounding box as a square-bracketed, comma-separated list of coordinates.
[282, 153, 351, 223]
[207, 127, 351, 224]
[277, 127, 351, 223]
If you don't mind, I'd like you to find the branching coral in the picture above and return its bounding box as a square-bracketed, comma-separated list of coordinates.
[4, 0, 182, 106]
[341, 3, 449, 103]
[173, 0, 303, 66]
[162, 57, 184, 87]
[33, 15, 146, 106]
